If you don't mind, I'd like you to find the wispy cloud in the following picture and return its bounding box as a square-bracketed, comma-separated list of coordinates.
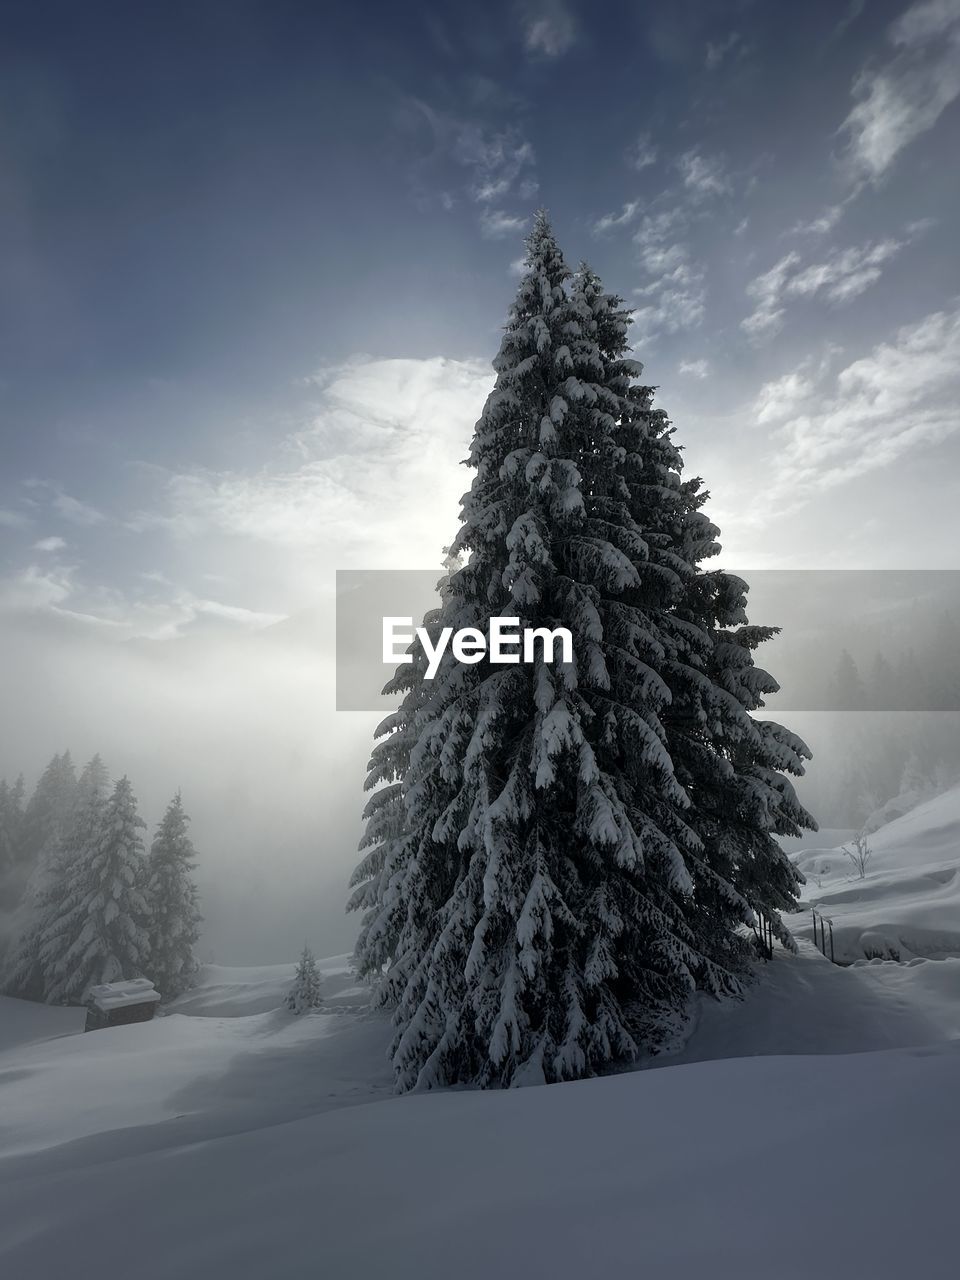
[741, 252, 801, 340]
[53, 491, 106, 526]
[395, 97, 537, 234]
[840, 0, 960, 182]
[591, 200, 641, 235]
[752, 302, 960, 510]
[480, 209, 529, 239]
[789, 203, 848, 237]
[2, 359, 495, 640]
[705, 32, 745, 70]
[453, 124, 536, 204]
[21, 482, 107, 527]
[790, 238, 905, 301]
[828, 0, 867, 45]
[522, 0, 577, 57]
[677, 149, 732, 199]
[753, 368, 818, 425]
[627, 132, 657, 171]
[631, 209, 706, 340]
[0, 564, 75, 614]
[136, 357, 492, 570]
[0, 508, 29, 529]
[741, 231, 921, 340]
[678, 358, 710, 378]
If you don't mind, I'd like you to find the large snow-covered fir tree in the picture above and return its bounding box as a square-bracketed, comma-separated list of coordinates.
[286, 945, 323, 1014]
[144, 793, 202, 1000]
[571, 263, 814, 965]
[38, 775, 152, 1004]
[349, 212, 790, 1092]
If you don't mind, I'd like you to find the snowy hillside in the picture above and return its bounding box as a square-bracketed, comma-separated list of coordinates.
[0, 996, 85, 1053]
[2, 942, 959, 1278]
[790, 783, 960, 962]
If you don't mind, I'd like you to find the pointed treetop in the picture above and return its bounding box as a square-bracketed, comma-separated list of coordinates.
[517, 208, 568, 293]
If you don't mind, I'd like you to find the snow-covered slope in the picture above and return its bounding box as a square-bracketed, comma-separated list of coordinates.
[0, 996, 85, 1052]
[167, 954, 356, 1017]
[2, 941, 957, 1278]
[790, 783, 960, 961]
[1, 1034, 956, 1279]
[0, 960, 390, 1160]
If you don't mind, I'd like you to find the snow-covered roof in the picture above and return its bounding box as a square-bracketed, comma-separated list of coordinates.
[87, 978, 161, 1012]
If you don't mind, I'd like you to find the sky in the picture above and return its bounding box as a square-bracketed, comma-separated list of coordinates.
[1, 0, 959, 959]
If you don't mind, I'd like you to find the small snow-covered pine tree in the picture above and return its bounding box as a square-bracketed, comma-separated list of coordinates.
[286, 945, 322, 1014]
[144, 793, 202, 1000]
[40, 775, 152, 1003]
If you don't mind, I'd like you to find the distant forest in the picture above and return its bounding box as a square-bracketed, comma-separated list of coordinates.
[0, 752, 201, 1005]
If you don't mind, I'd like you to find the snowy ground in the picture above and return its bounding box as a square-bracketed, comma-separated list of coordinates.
[1, 795, 958, 1277]
[790, 783, 960, 962]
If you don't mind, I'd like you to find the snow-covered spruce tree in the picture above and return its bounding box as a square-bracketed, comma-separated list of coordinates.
[286, 945, 323, 1014]
[0, 775, 26, 913]
[144, 793, 202, 1000]
[350, 213, 737, 1091]
[571, 263, 814, 959]
[2, 754, 84, 998]
[347, 555, 459, 977]
[29, 756, 113, 1001]
[21, 751, 79, 875]
[39, 775, 152, 1003]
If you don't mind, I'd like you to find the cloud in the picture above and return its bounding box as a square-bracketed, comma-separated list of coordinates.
[630, 208, 706, 340]
[395, 98, 537, 233]
[627, 132, 657, 171]
[2, 359, 496, 643]
[677, 150, 732, 199]
[741, 252, 801, 340]
[754, 302, 960, 509]
[592, 200, 641, 235]
[33, 536, 67, 552]
[705, 32, 744, 70]
[452, 124, 536, 205]
[0, 508, 29, 528]
[788, 238, 904, 302]
[138, 357, 493, 574]
[522, 0, 577, 57]
[741, 233, 920, 339]
[678, 359, 710, 379]
[52, 490, 107, 526]
[753, 369, 817, 425]
[789, 203, 848, 237]
[20, 482, 107, 527]
[0, 564, 74, 614]
[479, 209, 529, 239]
[840, 0, 960, 182]
[828, 0, 866, 44]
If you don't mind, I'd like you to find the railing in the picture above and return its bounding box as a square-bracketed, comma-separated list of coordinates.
[753, 910, 774, 961]
[810, 906, 836, 963]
